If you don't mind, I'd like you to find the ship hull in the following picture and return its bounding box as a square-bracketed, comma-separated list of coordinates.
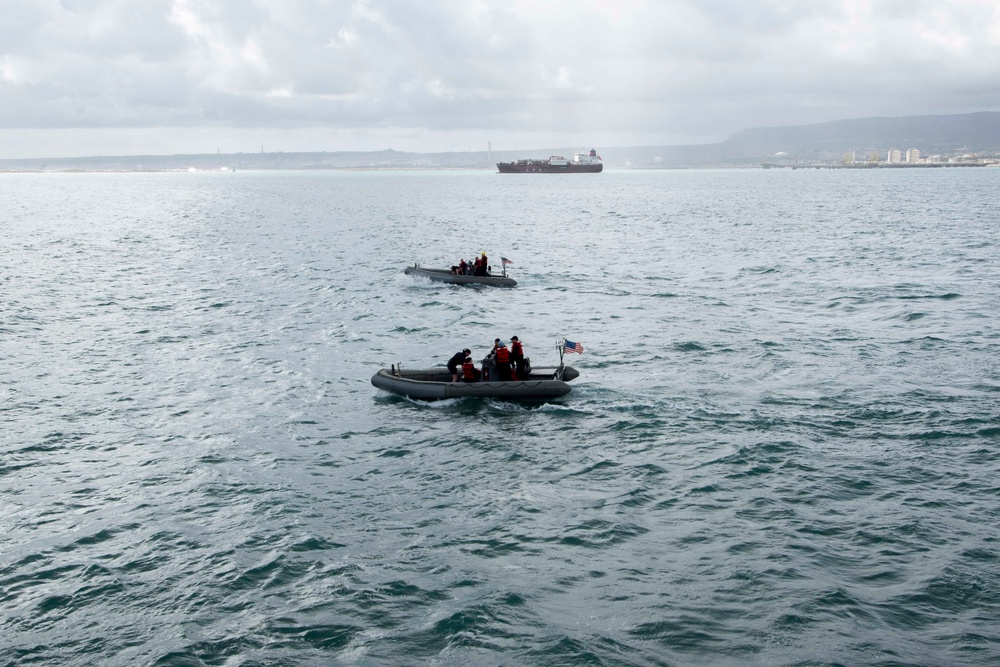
[497, 162, 603, 174]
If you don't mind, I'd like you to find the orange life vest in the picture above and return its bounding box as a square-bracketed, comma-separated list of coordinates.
[462, 360, 476, 378]
[496, 346, 510, 363]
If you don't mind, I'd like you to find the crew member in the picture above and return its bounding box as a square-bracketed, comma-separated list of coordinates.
[477, 252, 489, 276]
[481, 338, 501, 380]
[495, 341, 512, 381]
[448, 348, 471, 382]
[510, 335, 526, 380]
[462, 356, 481, 382]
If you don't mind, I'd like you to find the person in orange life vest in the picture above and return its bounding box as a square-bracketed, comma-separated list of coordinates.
[477, 252, 489, 276]
[448, 348, 470, 382]
[458, 258, 467, 274]
[494, 341, 513, 381]
[510, 335, 526, 380]
[462, 356, 481, 382]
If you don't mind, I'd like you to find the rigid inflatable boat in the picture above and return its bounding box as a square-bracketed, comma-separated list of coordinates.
[371, 364, 579, 401]
[404, 265, 517, 288]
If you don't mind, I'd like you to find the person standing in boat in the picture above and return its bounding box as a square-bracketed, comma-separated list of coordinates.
[448, 348, 471, 382]
[477, 252, 489, 276]
[458, 258, 467, 275]
[494, 341, 513, 381]
[482, 338, 501, 380]
[462, 355, 481, 382]
[510, 335, 526, 380]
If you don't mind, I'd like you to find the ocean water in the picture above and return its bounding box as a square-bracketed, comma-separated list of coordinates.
[2, 167, 999, 666]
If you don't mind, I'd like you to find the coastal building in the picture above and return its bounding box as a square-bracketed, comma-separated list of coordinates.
[887, 149, 903, 163]
[906, 148, 920, 163]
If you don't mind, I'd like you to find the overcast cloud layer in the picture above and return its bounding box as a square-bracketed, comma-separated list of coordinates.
[2, 0, 999, 158]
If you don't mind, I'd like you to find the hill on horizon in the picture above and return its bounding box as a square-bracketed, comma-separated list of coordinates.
[721, 110, 1000, 157]
[602, 110, 1000, 167]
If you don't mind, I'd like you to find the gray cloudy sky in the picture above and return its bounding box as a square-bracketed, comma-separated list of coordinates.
[2, 0, 999, 158]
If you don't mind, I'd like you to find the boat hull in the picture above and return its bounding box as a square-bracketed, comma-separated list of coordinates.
[372, 366, 579, 401]
[405, 266, 517, 287]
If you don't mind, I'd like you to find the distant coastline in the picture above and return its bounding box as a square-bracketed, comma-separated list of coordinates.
[3, 161, 997, 174]
[2, 111, 999, 172]
[762, 161, 994, 170]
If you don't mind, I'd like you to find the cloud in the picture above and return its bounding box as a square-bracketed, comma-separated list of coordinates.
[1, 0, 999, 157]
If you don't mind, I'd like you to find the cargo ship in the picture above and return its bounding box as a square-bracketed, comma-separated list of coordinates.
[497, 148, 603, 173]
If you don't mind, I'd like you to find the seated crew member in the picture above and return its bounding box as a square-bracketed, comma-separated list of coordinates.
[459, 259, 467, 274]
[510, 335, 526, 380]
[495, 341, 512, 381]
[448, 348, 471, 382]
[462, 356, 481, 382]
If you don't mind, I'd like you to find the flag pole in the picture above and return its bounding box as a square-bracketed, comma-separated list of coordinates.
[556, 338, 565, 379]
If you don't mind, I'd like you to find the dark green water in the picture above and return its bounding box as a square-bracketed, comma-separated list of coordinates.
[2, 168, 999, 665]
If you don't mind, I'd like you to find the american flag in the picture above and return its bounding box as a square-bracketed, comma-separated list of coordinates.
[501, 257, 513, 265]
[564, 339, 584, 354]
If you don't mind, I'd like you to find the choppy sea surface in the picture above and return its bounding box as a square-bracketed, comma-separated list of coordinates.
[2, 167, 1000, 666]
